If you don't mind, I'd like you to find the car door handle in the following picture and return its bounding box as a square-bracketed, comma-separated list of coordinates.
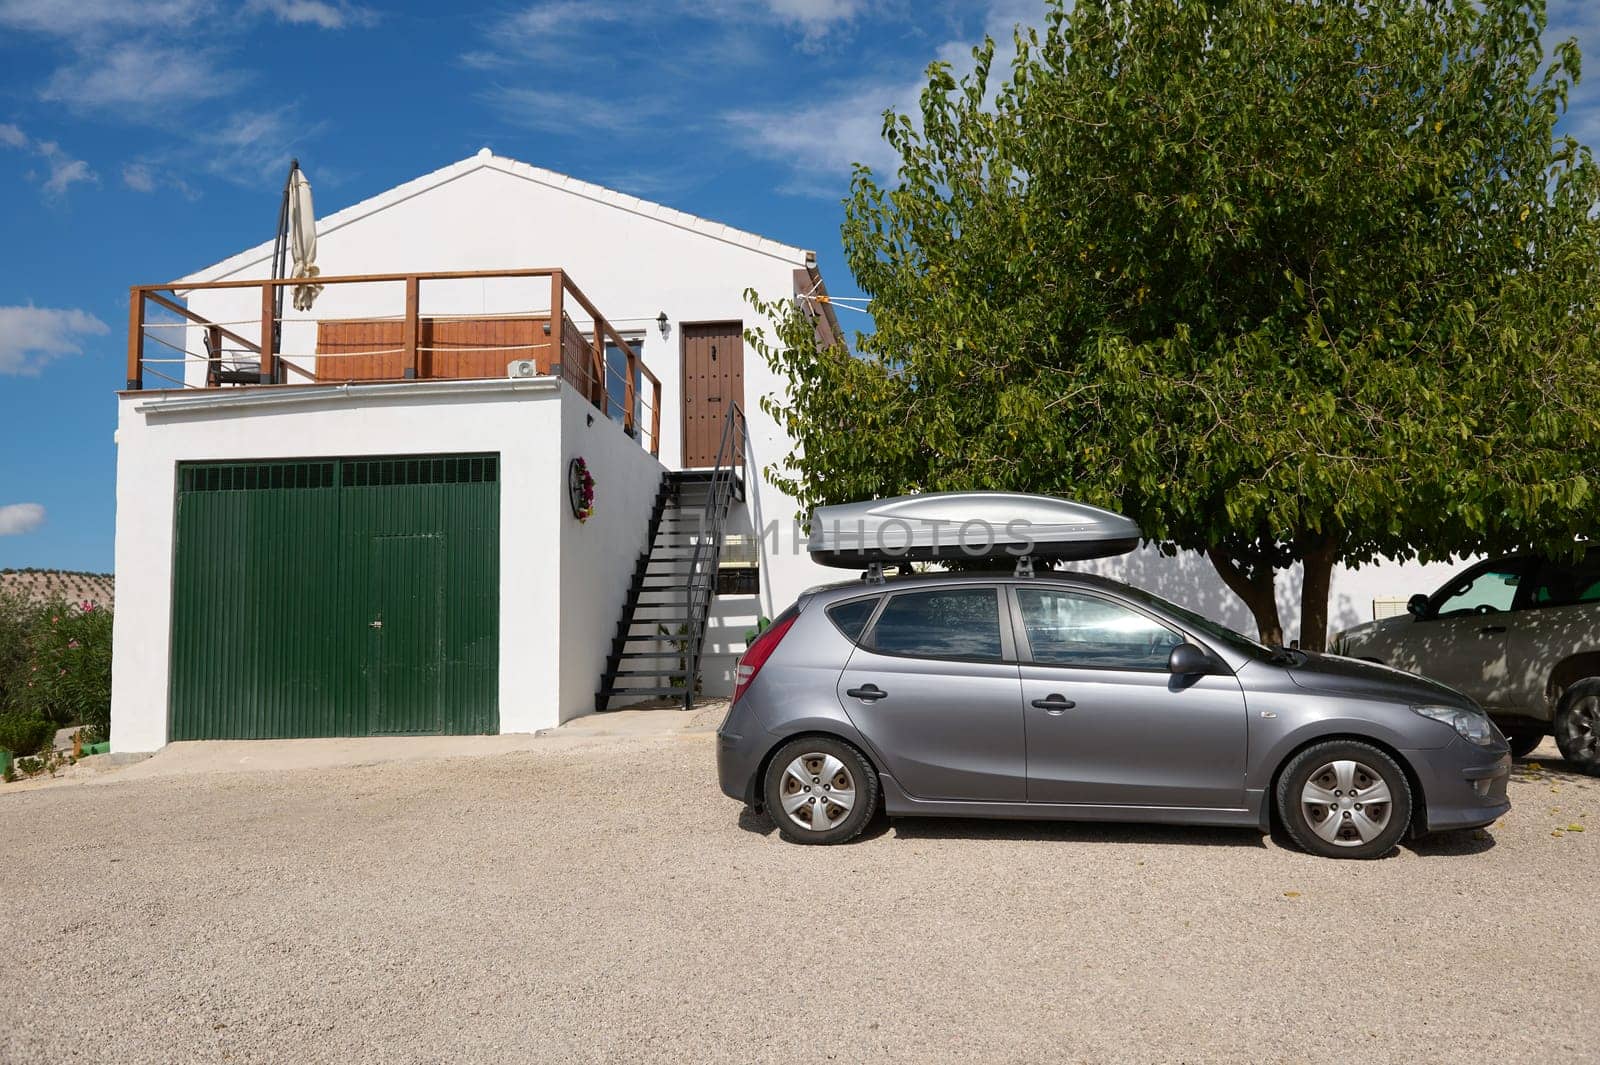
[846, 685, 887, 702]
[1478, 625, 1506, 634]
[1031, 695, 1076, 713]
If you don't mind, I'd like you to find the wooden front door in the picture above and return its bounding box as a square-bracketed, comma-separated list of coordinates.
[681, 322, 744, 468]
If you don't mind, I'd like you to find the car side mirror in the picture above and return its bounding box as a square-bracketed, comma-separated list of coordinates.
[1167, 643, 1212, 676]
[1406, 594, 1429, 619]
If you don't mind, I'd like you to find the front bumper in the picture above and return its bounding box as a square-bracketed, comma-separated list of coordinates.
[1407, 736, 1512, 833]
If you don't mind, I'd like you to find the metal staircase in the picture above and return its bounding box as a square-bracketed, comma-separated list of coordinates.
[595, 404, 747, 711]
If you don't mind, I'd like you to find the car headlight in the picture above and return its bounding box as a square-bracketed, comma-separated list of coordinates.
[1411, 704, 1497, 746]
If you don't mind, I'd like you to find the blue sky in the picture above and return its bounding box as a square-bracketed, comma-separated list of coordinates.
[1, 0, 1598, 573]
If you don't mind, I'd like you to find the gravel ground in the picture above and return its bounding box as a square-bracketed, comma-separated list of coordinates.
[2, 714, 1596, 1065]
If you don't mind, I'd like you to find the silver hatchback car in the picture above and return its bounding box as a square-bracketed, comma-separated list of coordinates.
[717, 571, 1512, 859]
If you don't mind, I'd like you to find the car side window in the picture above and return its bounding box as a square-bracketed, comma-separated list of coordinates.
[1015, 587, 1183, 670]
[1529, 555, 1600, 609]
[864, 587, 1003, 662]
[1433, 564, 1526, 618]
[826, 597, 880, 643]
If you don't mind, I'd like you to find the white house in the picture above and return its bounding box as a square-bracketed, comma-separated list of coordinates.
[109, 149, 1464, 752]
[111, 149, 842, 752]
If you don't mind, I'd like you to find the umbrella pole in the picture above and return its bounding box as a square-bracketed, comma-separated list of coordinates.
[268, 158, 297, 383]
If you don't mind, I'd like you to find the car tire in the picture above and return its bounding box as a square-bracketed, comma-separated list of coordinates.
[1554, 679, 1600, 775]
[1503, 729, 1544, 761]
[1275, 740, 1414, 859]
[763, 737, 878, 845]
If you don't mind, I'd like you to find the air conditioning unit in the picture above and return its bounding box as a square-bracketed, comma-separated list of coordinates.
[506, 359, 538, 379]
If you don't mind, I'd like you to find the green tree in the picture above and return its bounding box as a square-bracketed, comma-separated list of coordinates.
[752, 0, 1600, 650]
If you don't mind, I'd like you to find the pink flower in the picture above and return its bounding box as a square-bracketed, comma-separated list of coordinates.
[68, 639, 80, 649]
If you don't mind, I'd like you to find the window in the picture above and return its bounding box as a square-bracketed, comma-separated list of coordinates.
[1016, 587, 1183, 670]
[827, 597, 880, 643]
[866, 587, 1003, 662]
[1529, 553, 1600, 609]
[1433, 563, 1527, 618]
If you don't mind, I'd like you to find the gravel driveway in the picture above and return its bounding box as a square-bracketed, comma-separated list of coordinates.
[2, 710, 1595, 1065]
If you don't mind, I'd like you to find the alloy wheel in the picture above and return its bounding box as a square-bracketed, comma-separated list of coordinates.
[1559, 695, 1600, 762]
[1300, 759, 1394, 848]
[777, 752, 856, 832]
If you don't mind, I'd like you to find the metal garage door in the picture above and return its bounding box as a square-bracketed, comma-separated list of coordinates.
[168, 454, 500, 740]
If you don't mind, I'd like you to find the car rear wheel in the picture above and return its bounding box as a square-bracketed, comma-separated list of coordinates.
[763, 737, 878, 845]
[1276, 740, 1413, 859]
[1503, 729, 1544, 761]
[1554, 680, 1600, 775]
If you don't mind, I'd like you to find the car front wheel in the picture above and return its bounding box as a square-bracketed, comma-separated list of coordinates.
[1554, 680, 1600, 775]
[1503, 729, 1544, 761]
[763, 737, 878, 845]
[1276, 740, 1414, 859]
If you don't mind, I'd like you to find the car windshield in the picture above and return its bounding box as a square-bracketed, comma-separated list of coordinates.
[1104, 582, 1282, 663]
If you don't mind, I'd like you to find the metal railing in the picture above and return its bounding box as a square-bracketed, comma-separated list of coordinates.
[681, 402, 747, 709]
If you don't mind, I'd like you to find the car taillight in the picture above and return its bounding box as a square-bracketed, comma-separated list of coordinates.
[732, 612, 798, 704]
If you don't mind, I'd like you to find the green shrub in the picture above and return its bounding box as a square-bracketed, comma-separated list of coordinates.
[12, 597, 113, 732]
[0, 590, 43, 715]
[0, 712, 56, 757]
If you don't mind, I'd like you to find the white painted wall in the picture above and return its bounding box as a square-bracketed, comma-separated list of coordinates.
[556, 389, 671, 719]
[108, 378, 667, 751]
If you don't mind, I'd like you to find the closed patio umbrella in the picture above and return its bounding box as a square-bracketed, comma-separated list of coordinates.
[288, 164, 322, 311]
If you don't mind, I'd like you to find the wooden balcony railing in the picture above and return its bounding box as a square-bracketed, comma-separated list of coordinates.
[126, 268, 663, 456]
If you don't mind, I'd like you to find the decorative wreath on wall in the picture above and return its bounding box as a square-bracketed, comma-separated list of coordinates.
[568, 457, 596, 522]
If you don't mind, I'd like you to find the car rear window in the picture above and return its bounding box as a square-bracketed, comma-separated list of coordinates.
[827, 597, 879, 643]
[865, 587, 1004, 662]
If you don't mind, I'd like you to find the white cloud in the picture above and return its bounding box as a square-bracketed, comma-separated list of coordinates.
[485, 86, 665, 136]
[0, 305, 110, 374]
[198, 109, 318, 184]
[723, 0, 1051, 194]
[121, 161, 156, 191]
[731, 0, 865, 46]
[0, 123, 96, 199]
[0, 0, 208, 41]
[41, 41, 240, 108]
[38, 145, 94, 195]
[0, 503, 46, 536]
[243, 0, 377, 30]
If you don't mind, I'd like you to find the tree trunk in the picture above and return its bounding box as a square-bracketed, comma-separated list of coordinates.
[1298, 536, 1339, 653]
[1205, 546, 1284, 646]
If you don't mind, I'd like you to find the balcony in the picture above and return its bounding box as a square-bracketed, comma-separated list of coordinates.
[125, 268, 663, 456]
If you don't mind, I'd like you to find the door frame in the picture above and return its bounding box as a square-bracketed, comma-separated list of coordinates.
[678, 319, 746, 469]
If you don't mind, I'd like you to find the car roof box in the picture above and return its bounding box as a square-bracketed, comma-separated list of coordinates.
[807, 492, 1141, 569]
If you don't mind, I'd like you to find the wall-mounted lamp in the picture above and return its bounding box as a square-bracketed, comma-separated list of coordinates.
[657, 311, 670, 340]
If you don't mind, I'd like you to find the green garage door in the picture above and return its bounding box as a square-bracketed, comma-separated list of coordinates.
[168, 454, 499, 740]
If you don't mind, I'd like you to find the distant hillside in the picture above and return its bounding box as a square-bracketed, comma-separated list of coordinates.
[0, 569, 114, 609]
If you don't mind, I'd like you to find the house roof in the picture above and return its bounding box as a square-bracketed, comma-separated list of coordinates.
[180, 149, 815, 284]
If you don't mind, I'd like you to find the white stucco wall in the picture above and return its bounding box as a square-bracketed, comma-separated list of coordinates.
[556, 390, 671, 718]
[110, 378, 669, 751]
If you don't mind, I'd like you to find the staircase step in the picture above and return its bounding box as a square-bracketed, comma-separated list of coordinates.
[607, 669, 691, 678]
[599, 686, 690, 699]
